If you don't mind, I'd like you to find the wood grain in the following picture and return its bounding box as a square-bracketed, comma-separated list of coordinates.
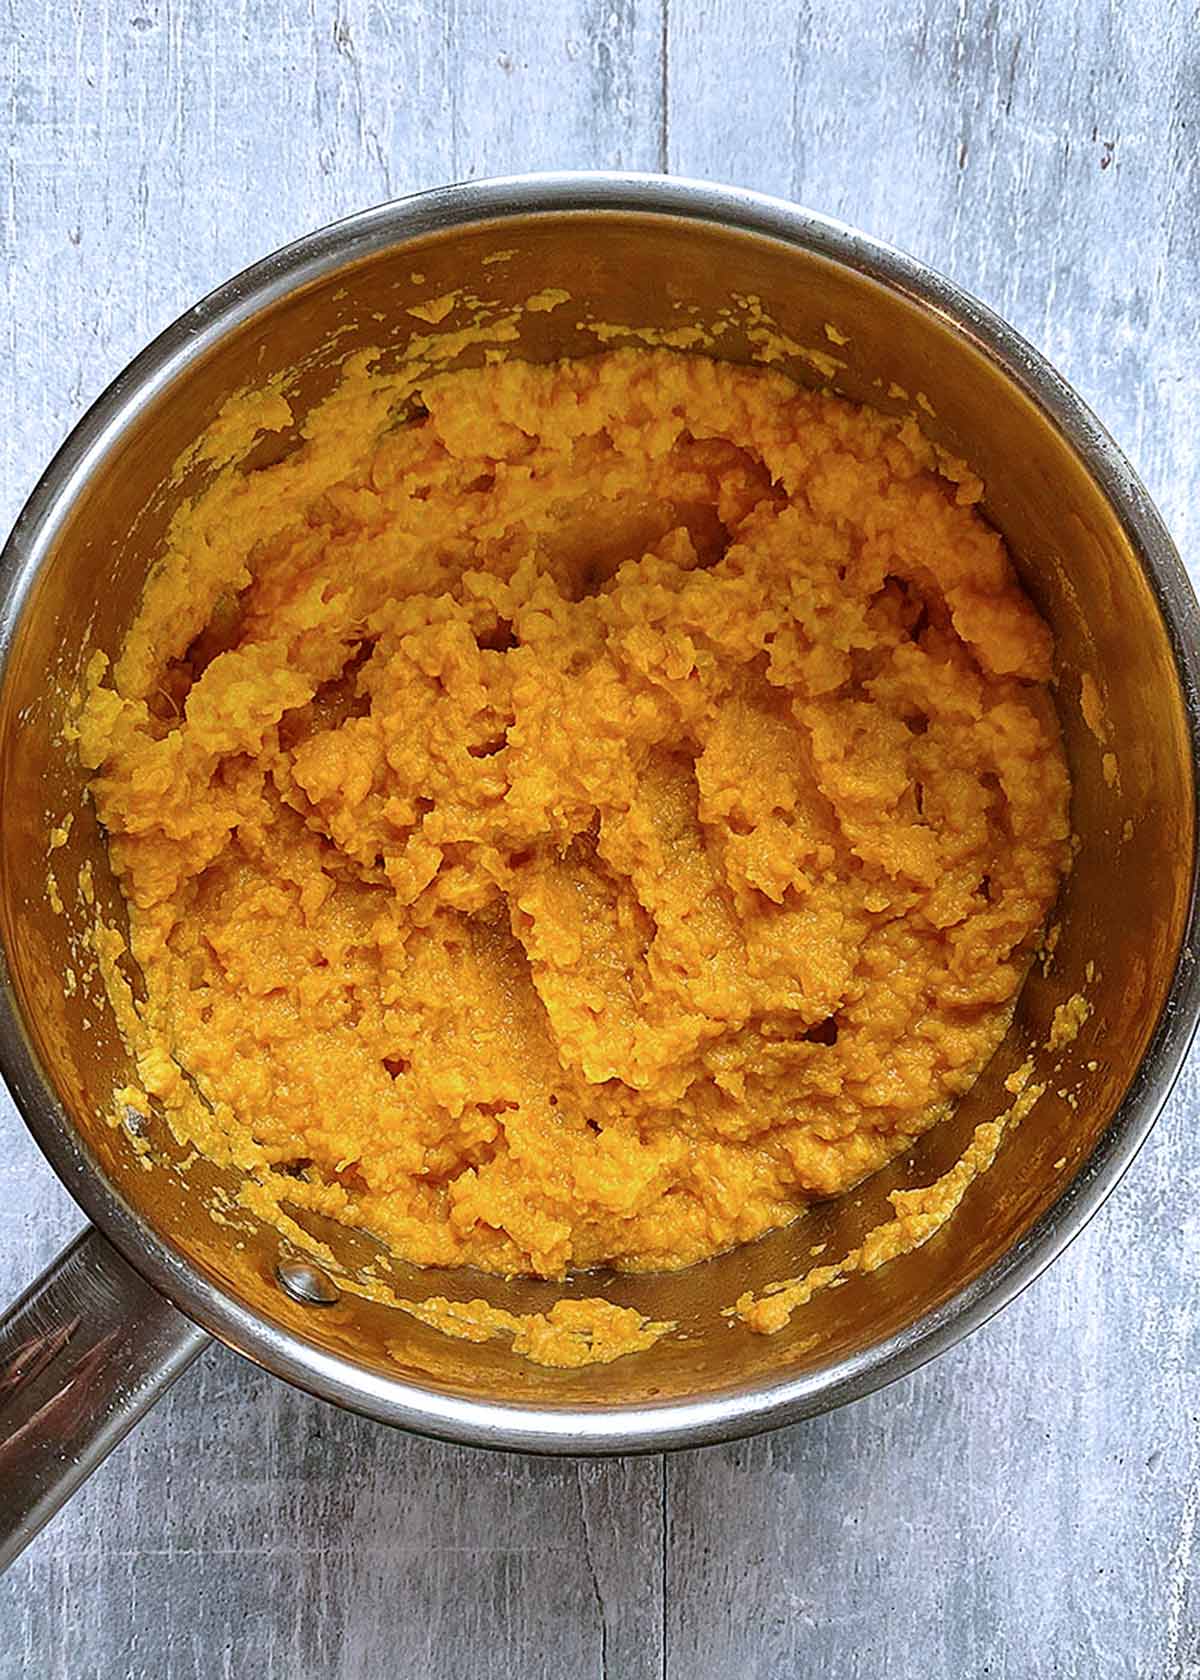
[1, 1, 1197, 1674]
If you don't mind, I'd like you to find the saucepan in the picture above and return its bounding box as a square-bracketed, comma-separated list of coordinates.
[1, 174, 1197, 1571]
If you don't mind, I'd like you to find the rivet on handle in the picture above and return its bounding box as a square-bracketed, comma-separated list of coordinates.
[274, 1256, 340, 1307]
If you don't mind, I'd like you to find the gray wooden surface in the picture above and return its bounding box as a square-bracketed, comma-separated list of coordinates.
[1, 2, 1197, 1675]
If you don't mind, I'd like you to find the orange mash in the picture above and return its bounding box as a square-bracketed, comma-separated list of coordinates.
[79, 348, 1071, 1282]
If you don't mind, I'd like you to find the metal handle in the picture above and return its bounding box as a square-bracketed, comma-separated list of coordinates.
[0, 1226, 209, 1571]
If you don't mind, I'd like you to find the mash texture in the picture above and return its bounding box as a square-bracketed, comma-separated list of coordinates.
[81, 349, 1070, 1279]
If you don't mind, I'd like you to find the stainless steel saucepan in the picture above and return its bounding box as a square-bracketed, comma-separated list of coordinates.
[2, 174, 1197, 1571]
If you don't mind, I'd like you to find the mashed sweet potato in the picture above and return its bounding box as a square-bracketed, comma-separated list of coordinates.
[79, 347, 1071, 1282]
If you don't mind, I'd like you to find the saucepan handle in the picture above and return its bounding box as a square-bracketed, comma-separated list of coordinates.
[0, 1226, 209, 1571]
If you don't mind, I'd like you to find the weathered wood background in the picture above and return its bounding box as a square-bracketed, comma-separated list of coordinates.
[1, 2, 1197, 1675]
